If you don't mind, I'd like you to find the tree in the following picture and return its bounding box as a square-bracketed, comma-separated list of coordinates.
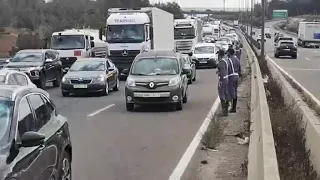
[154, 2, 184, 19]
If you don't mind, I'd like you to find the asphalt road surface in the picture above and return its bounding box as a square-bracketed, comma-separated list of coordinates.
[251, 21, 320, 100]
[46, 69, 218, 180]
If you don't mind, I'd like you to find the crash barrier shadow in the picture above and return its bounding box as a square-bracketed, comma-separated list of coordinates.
[243, 26, 320, 175]
[237, 29, 280, 180]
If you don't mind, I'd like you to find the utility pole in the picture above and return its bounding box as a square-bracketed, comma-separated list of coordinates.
[250, 0, 253, 37]
[261, 0, 265, 61]
[246, 0, 249, 34]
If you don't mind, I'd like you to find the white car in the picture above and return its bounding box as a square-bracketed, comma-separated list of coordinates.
[192, 43, 218, 68]
[219, 37, 233, 45]
[226, 33, 239, 42]
[0, 69, 37, 88]
[215, 41, 229, 51]
[257, 34, 267, 42]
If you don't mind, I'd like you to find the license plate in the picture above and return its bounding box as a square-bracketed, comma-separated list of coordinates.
[200, 61, 207, 63]
[284, 49, 290, 51]
[73, 84, 87, 88]
[142, 93, 160, 97]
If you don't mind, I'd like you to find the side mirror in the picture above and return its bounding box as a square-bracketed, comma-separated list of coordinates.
[122, 68, 129, 75]
[90, 41, 95, 47]
[182, 68, 191, 74]
[188, 52, 193, 56]
[45, 58, 53, 63]
[108, 67, 114, 71]
[20, 131, 45, 148]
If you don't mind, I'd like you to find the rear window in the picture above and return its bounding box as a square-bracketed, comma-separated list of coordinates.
[280, 42, 294, 46]
[280, 38, 293, 41]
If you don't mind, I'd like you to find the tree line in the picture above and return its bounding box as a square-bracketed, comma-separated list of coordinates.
[0, 0, 184, 51]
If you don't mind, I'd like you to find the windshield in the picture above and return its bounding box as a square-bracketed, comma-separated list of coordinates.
[131, 58, 179, 76]
[51, 35, 85, 50]
[280, 42, 294, 46]
[11, 52, 43, 62]
[107, 24, 144, 43]
[69, 61, 105, 71]
[174, 27, 195, 39]
[194, 46, 215, 54]
[0, 100, 14, 145]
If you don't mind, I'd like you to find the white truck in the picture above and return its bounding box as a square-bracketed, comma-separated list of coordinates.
[101, 7, 174, 76]
[233, 20, 239, 27]
[297, 22, 320, 48]
[211, 24, 220, 38]
[202, 25, 213, 37]
[174, 18, 202, 53]
[51, 29, 107, 72]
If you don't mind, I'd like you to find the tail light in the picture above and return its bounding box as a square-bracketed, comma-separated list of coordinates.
[74, 50, 81, 56]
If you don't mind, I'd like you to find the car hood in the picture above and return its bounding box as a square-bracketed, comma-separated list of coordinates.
[193, 54, 216, 59]
[129, 75, 179, 82]
[5, 62, 43, 68]
[65, 71, 104, 79]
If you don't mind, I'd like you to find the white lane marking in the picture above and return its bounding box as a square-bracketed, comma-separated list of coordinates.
[305, 58, 310, 61]
[168, 97, 220, 180]
[87, 104, 115, 117]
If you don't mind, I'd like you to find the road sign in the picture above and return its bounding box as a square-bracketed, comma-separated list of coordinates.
[272, 9, 288, 18]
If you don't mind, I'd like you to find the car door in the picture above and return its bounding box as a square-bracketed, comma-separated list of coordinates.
[27, 94, 60, 179]
[12, 96, 44, 179]
[44, 51, 56, 80]
[14, 73, 28, 86]
[106, 59, 116, 87]
[179, 57, 188, 95]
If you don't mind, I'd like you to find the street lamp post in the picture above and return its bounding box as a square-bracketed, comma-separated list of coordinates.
[250, 0, 253, 37]
[261, 0, 266, 61]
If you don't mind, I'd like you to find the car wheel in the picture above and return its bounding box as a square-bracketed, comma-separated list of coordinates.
[275, 54, 279, 58]
[37, 74, 46, 89]
[183, 89, 188, 103]
[53, 71, 61, 87]
[113, 78, 120, 91]
[58, 151, 72, 180]
[126, 103, 134, 111]
[292, 55, 297, 59]
[102, 82, 109, 96]
[188, 78, 192, 84]
[62, 91, 69, 97]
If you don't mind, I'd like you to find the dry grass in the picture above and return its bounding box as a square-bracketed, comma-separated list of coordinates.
[201, 116, 226, 150]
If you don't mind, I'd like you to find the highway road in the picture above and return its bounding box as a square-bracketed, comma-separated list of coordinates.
[45, 69, 218, 180]
[251, 21, 320, 100]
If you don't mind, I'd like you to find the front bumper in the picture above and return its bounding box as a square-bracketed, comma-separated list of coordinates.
[125, 85, 182, 105]
[61, 83, 105, 94]
[193, 59, 217, 67]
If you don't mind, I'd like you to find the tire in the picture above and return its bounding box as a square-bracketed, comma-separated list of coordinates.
[292, 55, 297, 59]
[188, 79, 192, 84]
[113, 78, 119, 91]
[58, 151, 72, 180]
[62, 91, 69, 97]
[175, 100, 183, 111]
[275, 53, 279, 58]
[126, 103, 134, 111]
[102, 82, 109, 96]
[53, 71, 61, 87]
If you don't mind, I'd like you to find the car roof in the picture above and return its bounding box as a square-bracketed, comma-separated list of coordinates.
[17, 49, 49, 54]
[0, 85, 48, 101]
[195, 43, 215, 47]
[135, 50, 177, 59]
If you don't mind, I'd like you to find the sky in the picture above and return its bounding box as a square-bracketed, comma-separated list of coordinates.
[150, 0, 257, 9]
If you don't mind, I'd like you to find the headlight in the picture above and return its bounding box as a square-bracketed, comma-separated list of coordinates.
[62, 77, 67, 82]
[126, 77, 136, 87]
[92, 75, 105, 83]
[168, 77, 180, 87]
[29, 70, 39, 77]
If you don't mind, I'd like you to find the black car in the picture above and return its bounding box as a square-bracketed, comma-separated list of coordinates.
[0, 85, 72, 179]
[4, 49, 63, 89]
[61, 58, 119, 96]
[274, 40, 297, 58]
[124, 50, 190, 111]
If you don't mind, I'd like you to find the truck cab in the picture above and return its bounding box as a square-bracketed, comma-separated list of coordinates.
[51, 29, 107, 73]
[174, 19, 202, 53]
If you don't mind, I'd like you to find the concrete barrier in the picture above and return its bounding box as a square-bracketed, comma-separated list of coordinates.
[266, 56, 320, 174]
[239, 31, 280, 180]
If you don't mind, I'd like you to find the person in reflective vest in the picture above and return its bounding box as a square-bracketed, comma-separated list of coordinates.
[216, 49, 230, 116]
[227, 48, 241, 113]
[235, 43, 242, 60]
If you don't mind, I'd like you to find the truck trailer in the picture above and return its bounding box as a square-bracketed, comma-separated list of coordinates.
[101, 7, 174, 76]
[298, 21, 320, 48]
[174, 18, 202, 53]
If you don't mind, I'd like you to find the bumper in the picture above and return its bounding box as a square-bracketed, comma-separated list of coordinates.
[61, 83, 105, 94]
[125, 85, 183, 105]
[275, 50, 297, 56]
[194, 59, 217, 67]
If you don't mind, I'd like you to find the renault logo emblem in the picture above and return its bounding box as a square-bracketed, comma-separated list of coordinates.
[149, 82, 154, 88]
[122, 49, 128, 56]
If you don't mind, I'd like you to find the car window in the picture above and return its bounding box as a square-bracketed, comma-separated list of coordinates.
[131, 58, 179, 76]
[280, 42, 294, 46]
[14, 74, 28, 86]
[0, 75, 6, 83]
[7, 74, 17, 85]
[69, 60, 106, 71]
[28, 94, 49, 131]
[194, 46, 215, 54]
[0, 99, 14, 144]
[18, 97, 35, 138]
[41, 95, 55, 118]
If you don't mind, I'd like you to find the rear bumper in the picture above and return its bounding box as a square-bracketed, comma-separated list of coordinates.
[194, 59, 217, 67]
[275, 49, 297, 56]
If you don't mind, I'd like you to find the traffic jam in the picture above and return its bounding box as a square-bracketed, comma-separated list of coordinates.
[0, 7, 241, 179]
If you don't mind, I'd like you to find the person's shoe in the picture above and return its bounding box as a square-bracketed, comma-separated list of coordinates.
[229, 98, 237, 113]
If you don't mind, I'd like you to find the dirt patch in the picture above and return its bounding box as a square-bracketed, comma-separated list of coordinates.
[196, 49, 251, 180]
